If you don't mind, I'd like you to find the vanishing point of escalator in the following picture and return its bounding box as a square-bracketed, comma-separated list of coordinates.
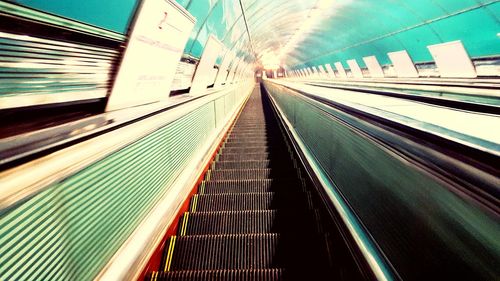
[147, 86, 334, 280]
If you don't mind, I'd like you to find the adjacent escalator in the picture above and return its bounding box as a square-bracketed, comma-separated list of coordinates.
[146, 86, 335, 280]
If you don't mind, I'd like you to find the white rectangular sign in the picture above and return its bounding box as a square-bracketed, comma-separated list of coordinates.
[388, 50, 419, 78]
[317, 65, 327, 77]
[325, 64, 336, 78]
[334, 62, 347, 78]
[107, 0, 195, 111]
[311, 66, 319, 77]
[347, 59, 363, 78]
[363, 56, 385, 78]
[427, 40, 477, 78]
[227, 58, 241, 83]
[171, 61, 196, 91]
[214, 51, 234, 87]
[189, 35, 223, 95]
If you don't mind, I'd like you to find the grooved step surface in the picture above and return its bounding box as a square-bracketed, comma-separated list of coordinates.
[180, 210, 313, 235]
[149, 269, 285, 281]
[148, 86, 333, 281]
[223, 141, 275, 148]
[212, 160, 272, 170]
[221, 147, 270, 154]
[200, 179, 301, 194]
[192, 193, 305, 212]
[209, 169, 293, 181]
[218, 153, 271, 161]
[225, 137, 270, 142]
[182, 210, 277, 235]
[169, 234, 281, 270]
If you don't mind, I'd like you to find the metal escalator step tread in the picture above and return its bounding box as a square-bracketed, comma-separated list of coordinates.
[218, 153, 272, 161]
[229, 132, 268, 136]
[230, 130, 270, 134]
[192, 193, 275, 211]
[223, 141, 275, 148]
[221, 147, 270, 154]
[212, 160, 272, 170]
[183, 210, 277, 235]
[225, 137, 270, 142]
[169, 234, 281, 270]
[180, 210, 314, 235]
[208, 169, 294, 180]
[149, 269, 285, 281]
[200, 179, 301, 194]
[232, 126, 268, 130]
[191, 193, 305, 211]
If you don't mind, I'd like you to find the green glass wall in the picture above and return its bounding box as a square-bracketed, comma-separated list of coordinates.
[6, 0, 139, 34]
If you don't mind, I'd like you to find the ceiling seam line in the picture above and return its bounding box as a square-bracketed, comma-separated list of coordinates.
[291, 1, 496, 66]
[238, 0, 257, 60]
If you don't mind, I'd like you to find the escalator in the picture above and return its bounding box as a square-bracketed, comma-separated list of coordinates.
[146, 86, 336, 280]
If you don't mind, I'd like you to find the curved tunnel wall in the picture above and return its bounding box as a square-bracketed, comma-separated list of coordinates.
[10, 0, 498, 71]
[290, 0, 500, 69]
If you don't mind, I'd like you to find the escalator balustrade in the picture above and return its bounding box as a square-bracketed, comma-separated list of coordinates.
[147, 86, 334, 280]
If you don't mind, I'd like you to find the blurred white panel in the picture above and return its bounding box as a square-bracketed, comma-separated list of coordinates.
[189, 35, 223, 95]
[307, 67, 313, 76]
[107, 0, 195, 111]
[427, 40, 477, 78]
[236, 62, 247, 81]
[387, 50, 419, 78]
[208, 67, 218, 85]
[325, 64, 336, 78]
[334, 62, 347, 78]
[170, 61, 196, 90]
[227, 58, 241, 83]
[363, 56, 384, 78]
[347, 59, 363, 78]
[317, 65, 327, 77]
[312, 66, 319, 77]
[214, 50, 234, 87]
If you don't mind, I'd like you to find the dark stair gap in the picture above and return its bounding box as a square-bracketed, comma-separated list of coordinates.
[146, 85, 338, 281]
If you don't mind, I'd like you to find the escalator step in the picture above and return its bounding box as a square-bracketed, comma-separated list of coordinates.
[179, 210, 277, 235]
[208, 169, 293, 181]
[190, 193, 305, 212]
[221, 147, 270, 154]
[191, 193, 275, 211]
[226, 136, 269, 143]
[178, 210, 313, 235]
[200, 179, 301, 194]
[229, 132, 268, 136]
[223, 141, 275, 148]
[212, 160, 272, 170]
[230, 130, 270, 134]
[167, 234, 282, 270]
[218, 153, 271, 161]
[148, 269, 285, 281]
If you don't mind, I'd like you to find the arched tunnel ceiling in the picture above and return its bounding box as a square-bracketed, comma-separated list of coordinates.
[11, 0, 499, 69]
[177, 0, 499, 69]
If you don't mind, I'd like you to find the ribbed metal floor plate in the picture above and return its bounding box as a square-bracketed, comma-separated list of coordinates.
[169, 234, 281, 270]
[200, 179, 302, 194]
[149, 269, 285, 281]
